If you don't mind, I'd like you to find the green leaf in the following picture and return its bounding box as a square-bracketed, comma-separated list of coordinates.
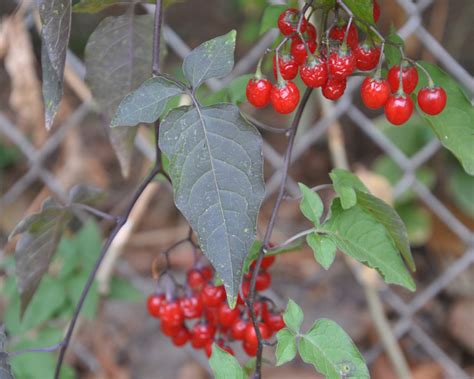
[275, 329, 297, 366]
[109, 277, 144, 302]
[0, 326, 14, 379]
[329, 169, 369, 209]
[85, 13, 154, 176]
[343, 0, 375, 25]
[243, 240, 264, 274]
[396, 204, 432, 246]
[298, 319, 369, 379]
[283, 299, 304, 334]
[38, 0, 72, 130]
[110, 76, 183, 128]
[228, 74, 254, 104]
[299, 183, 324, 225]
[416, 62, 474, 175]
[183, 30, 236, 89]
[322, 198, 416, 290]
[449, 163, 474, 217]
[383, 27, 404, 67]
[306, 233, 336, 270]
[159, 104, 264, 306]
[356, 191, 415, 271]
[259, 5, 286, 35]
[209, 344, 246, 379]
[65, 274, 98, 319]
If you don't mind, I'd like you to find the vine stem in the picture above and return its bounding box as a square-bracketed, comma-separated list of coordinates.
[246, 87, 313, 379]
[53, 1, 165, 377]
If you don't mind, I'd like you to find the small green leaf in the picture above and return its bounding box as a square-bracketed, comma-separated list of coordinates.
[259, 5, 286, 35]
[65, 274, 99, 319]
[384, 27, 404, 67]
[283, 299, 304, 334]
[298, 319, 369, 379]
[343, 0, 375, 25]
[183, 30, 236, 89]
[109, 277, 144, 302]
[209, 344, 246, 379]
[275, 329, 297, 366]
[329, 169, 369, 209]
[243, 240, 264, 274]
[306, 233, 336, 270]
[299, 183, 324, 225]
[110, 76, 183, 128]
[228, 74, 254, 104]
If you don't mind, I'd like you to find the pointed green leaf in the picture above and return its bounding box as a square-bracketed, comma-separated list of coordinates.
[111, 76, 183, 128]
[329, 169, 369, 209]
[159, 103, 264, 306]
[322, 198, 415, 290]
[306, 233, 337, 270]
[243, 240, 264, 274]
[343, 0, 375, 25]
[283, 299, 304, 334]
[298, 319, 369, 379]
[275, 329, 297, 366]
[416, 62, 474, 175]
[299, 183, 324, 225]
[209, 345, 246, 379]
[384, 27, 404, 67]
[183, 30, 236, 89]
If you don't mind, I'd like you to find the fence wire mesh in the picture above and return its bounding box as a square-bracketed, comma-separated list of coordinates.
[0, 0, 473, 377]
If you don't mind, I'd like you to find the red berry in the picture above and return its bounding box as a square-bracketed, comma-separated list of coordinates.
[328, 49, 356, 80]
[384, 94, 414, 125]
[329, 23, 359, 50]
[187, 269, 205, 291]
[417, 86, 447, 115]
[255, 271, 272, 291]
[231, 318, 248, 340]
[273, 53, 298, 80]
[306, 23, 317, 42]
[171, 327, 190, 346]
[161, 321, 182, 337]
[322, 78, 347, 101]
[201, 266, 213, 281]
[201, 284, 226, 307]
[147, 293, 165, 318]
[180, 294, 203, 319]
[241, 280, 250, 300]
[360, 77, 391, 109]
[249, 301, 269, 320]
[246, 78, 272, 108]
[205, 339, 234, 358]
[354, 44, 381, 71]
[244, 322, 270, 346]
[373, 0, 381, 23]
[243, 341, 258, 356]
[277, 8, 307, 36]
[160, 300, 184, 327]
[387, 65, 419, 94]
[204, 308, 219, 325]
[218, 303, 240, 328]
[265, 312, 285, 332]
[190, 322, 216, 349]
[290, 37, 317, 65]
[270, 81, 300, 114]
[261, 255, 276, 269]
[300, 57, 328, 88]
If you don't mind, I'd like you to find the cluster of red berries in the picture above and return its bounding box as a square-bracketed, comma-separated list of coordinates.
[146, 255, 284, 358]
[246, 1, 447, 126]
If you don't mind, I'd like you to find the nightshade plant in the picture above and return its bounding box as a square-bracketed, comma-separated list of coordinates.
[3, 0, 473, 378]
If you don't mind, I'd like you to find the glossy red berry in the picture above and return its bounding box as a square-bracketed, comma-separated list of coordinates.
[147, 293, 165, 318]
[278, 8, 307, 36]
[218, 303, 240, 328]
[201, 284, 226, 307]
[244, 322, 270, 346]
[329, 23, 359, 50]
[250, 301, 269, 320]
[417, 86, 447, 115]
[360, 77, 391, 109]
[290, 38, 317, 65]
[265, 312, 285, 332]
[306, 23, 317, 42]
[270, 81, 300, 114]
[354, 44, 381, 71]
[387, 65, 419, 94]
[160, 300, 184, 327]
[171, 327, 190, 346]
[273, 53, 298, 80]
[190, 322, 216, 349]
[384, 94, 414, 125]
[322, 78, 347, 101]
[241, 280, 250, 300]
[187, 269, 206, 291]
[255, 271, 272, 291]
[243, 340, 258, 357]
[180, 294, 203, 319]
[262, 255, 276, 269]
[200, 266, 213, 281]
[160, 321, 182, 337]
[328, 49, 356, 80]
[373, 0, 381, 23]
[231, 318, 248, 340]
[246, 78, 272, 108]
[300, 57, 328, 88]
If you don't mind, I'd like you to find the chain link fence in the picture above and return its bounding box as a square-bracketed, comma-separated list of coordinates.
[1, 0, 473, 377]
